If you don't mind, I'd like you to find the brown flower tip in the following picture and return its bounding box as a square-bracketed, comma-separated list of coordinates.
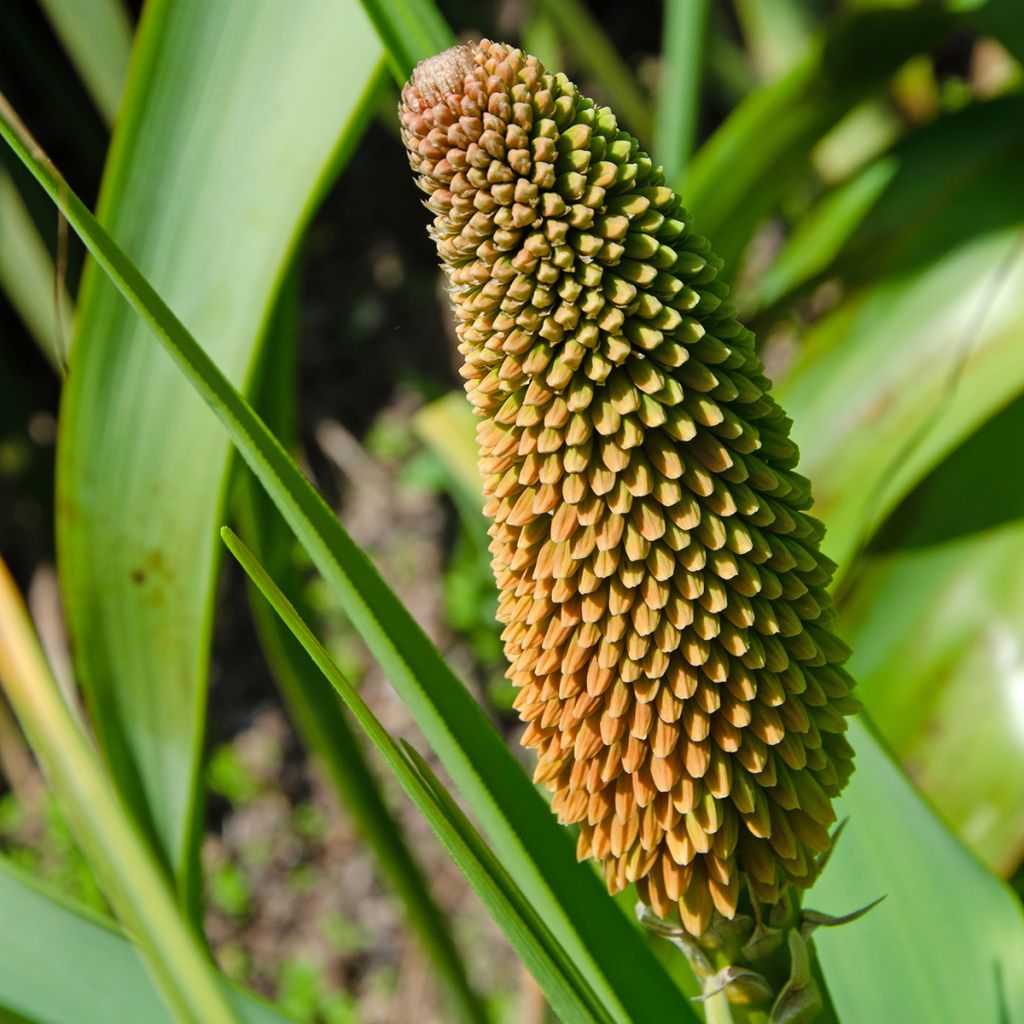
[408, 44, 477, 109]
[399, 40, 859, 939]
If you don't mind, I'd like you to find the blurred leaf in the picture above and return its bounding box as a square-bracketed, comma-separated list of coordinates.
[733, 0, 814, 81]
[357, 0, 455, 85]
[839, 398, 1024, 873]
[0, 100, 697, 1023]
[749, 153, 898, 314]
[37, 0, 132, 124]
[413, 391, 484, 525]
[780, 96, 1024, 571]
[0, 859, 289, 1024]
[533, 0, 653, 144]
[222, 527, 615, 1024]
[654, 0, 709, 183]
[956, 0, 1024, 65]
[0, 559, 242, 1024]
[0, 168, 72, 369]
[872, 393, 1024, 551]
[522, 4, 561, 74]
[811, 719, 1024, 1023]
[704, 10, 758, 106]
[683, 5, 953, 273]
[826, 97, 1024, 288]
[845, 528, 1024, 875]
[236, 279, 488, 1024]
[54, 0, 384, 902]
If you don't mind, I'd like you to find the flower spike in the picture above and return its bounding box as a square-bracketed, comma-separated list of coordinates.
[399, 39, 859, 943]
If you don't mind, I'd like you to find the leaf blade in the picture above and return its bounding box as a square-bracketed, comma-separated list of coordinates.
[54, 0, 384, 899]
[0, 858, 291, 1024]
[654, 0, 710, 183]
[0, 559, 242, 1024]
[779, 98, 1024, 571]
[682, 5, 953, 273]
[221, 526, 611, 1024]
[811, 719, 1024, 1023]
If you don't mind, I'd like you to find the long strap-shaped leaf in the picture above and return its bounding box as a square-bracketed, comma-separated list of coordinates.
[223, 528, 610, 1024]
[0, 558, 241, 1024]
[682, 5, 955, 274]
[0, 95, 695, 1024]
[237, 285, 487, 1024]
[357, 0, 453, 86]
[55, 0, 385, 907]
[0, 858, 289, 1024]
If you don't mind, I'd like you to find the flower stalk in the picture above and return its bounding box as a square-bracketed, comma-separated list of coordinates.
[399, 39, 863, 1017]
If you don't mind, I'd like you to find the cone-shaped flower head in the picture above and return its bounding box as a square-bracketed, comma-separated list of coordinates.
[400, 40, 858, 938]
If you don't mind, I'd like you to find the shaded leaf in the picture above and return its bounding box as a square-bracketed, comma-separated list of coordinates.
[779, 97, 1024, 571]
[221, 527, 613, 1024]
[236, 280, 487, 1024]
[654, 0, 710, 183]
[682, 5, 954, 273]
[37, 0, 131, 124]
[0, 168, 72, 368]
[840, 398, 1024, 873]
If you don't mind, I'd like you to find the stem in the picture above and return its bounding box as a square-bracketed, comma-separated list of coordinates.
[810, 944, 841, 1024]
[704, 991, 735, 1024]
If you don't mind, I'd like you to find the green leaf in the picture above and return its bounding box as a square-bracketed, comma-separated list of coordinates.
[682, 5, 954, 274]
[733, 0, 814, 82]
[357, 0, 455, 84]
[54, 0, 384, 900]
[37, 0, 132, 124]
[839, 397, 1024, 873]
[412, 391, 485, 526]
[747, 154, 899, 315]
[654, 0, 709, 183]
[533, 0, 653, 145]
[0, 560, 242, 1024]
[811, 719, 1024, 1023]
[0, 858, 289, 1024]
[220, 527, 612, 1024]
[0, 168, 72, 369]
[0, 91, 696, 1024]
[236, 280, 487, 1024]
[779, 96, 1024, 571]
[751, 94, 1024, 314]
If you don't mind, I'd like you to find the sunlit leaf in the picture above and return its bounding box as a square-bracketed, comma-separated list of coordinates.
[812, 720, 1024, 1023]
[0, 560, 242, 1024]
[55, 0, 384, 899]
[840, 398, 1024, 873]
[780, 96, 1024, 571]
[0, 859, 287, 1024]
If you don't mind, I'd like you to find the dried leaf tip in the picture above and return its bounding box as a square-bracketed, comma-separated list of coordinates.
[408, 44, 477, 109]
